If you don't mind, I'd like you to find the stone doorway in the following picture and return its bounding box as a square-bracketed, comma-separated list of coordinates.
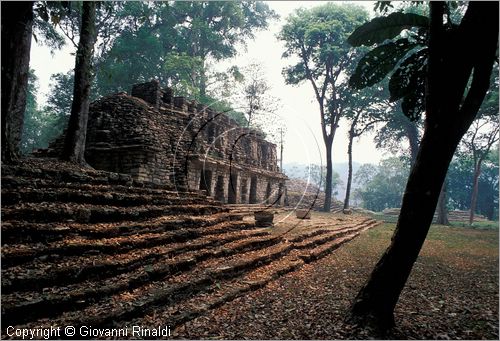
[265, 182, 272, 204]
[227, 173, 238, 204]
[249, 176, 258, 204]
[199, 169, 213, 195]
[215, 175, 225, 202]
[240, 178, 248, 203]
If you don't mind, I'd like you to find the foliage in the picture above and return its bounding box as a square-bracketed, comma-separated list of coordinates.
[279, 3, 368, 93]
[35, 1, 276, 151]
[354, 148, 499, 219]
[239, 63, 277, 126]
[347, 12, 428, 46]
[453, 71, 499, 222]
[42, 1, 276, 133]
[32, 1, 68, 51]
[21, 71, 64, 154]
[46, 72, 74, 120]
[348, 5, 433, 121]
[279, 3, 369, 211]
[171, 1, 278, 61]
[344, 84, 391, 137]
[447, 151, 499, 220]
[354, 157, 410, 212]
[373, 106, 421, 159]
[91, 1, 276, 98]
[305, 164, 343, 197]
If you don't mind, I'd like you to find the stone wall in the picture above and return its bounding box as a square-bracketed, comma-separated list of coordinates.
[82, 80, 286, 205]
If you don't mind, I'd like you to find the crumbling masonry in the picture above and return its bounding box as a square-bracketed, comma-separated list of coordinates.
[79, 80, 287, 205]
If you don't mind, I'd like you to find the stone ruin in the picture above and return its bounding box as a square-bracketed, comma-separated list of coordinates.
[42, 80, 287, 205]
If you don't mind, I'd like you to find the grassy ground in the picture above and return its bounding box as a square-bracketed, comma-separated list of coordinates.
[449, 220, 499, 230]
[176, 217, 499, 339]
[369, 212, 499, 230]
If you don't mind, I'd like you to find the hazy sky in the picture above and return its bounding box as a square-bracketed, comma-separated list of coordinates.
[30, 1, 391, 166]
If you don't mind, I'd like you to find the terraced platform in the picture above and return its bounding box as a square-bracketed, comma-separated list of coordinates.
[1, 158, 380, 338]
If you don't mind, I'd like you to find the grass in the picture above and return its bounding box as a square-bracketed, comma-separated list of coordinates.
[365, 222, 498, 251]
[367, 212, 499, 230]
[450, 220, 499, 230]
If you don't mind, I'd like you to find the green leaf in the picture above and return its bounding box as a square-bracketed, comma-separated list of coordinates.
[348, 12, 429, 47]
[401, 80, 425, 121]
[349, 39, 419, 90]
[389, 48, 427, 102]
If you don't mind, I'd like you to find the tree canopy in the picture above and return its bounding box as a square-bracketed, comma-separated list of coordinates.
[279, 3, 369, 211]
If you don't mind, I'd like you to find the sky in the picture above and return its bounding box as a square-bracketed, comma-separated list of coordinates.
[30, 1, 390, 166]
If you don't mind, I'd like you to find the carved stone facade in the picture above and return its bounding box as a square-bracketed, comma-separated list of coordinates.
[82, 80, 286, 205]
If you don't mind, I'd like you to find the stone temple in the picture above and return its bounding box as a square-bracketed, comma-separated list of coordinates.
[44, 80, 287, 205]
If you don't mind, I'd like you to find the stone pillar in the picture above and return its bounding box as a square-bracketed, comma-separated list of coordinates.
[188, 166, 201, 191]
[207, 170, 216, 197]
[214, 172, 229, 203]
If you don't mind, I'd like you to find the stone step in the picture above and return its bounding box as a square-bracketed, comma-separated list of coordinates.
[291, 220, 374, 249]
[285, 228, 331, 243]
[1, 178, 207, 199]
[299, 231, 362, 263]
[129, 252, 306, 331]
[4, 220, 380, 331]
[283, 218, 372, 243]
[1, 222, 264, 293]
[1, 212, 253, 245]
[1, 166, 131, 189]
[1, 187, 211, 207]
[123, 227, 374, 330]
[2, 217, 236, 268]
[1, 161, 180, 191]
[1, 229, 277, 325]
[12, 242, 292, 330]
[1, 202, 226, 224]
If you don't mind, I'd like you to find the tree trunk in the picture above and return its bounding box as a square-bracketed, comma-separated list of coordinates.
[1, 1, 34, 163]
[405, 120, 420, 165]
[61, 1, 96, 164]
[469, 161, 482, 225]
[343, 130, 354, 210]
[199, 59, 207, 99]
[436, 180, 449, 225]
[323, 141, 333, 212]
[350, 125, 463, 328]
[349, 1, 498, 330]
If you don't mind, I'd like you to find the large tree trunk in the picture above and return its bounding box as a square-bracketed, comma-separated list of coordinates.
[62, 1, 97, 164]
[323, 141, 333, 212]
[436, 180, 449, 225]
[343, 130, 354, 210]
[349, 1, 498, 330]
[469, 161, 482, 225]
[1, 1, 34, 163]
[350, 125, 463, 328]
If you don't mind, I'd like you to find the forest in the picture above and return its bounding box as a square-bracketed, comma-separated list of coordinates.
[1, 1, 499, 339]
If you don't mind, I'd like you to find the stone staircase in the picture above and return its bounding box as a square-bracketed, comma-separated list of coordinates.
[1, 158, 379, 338]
